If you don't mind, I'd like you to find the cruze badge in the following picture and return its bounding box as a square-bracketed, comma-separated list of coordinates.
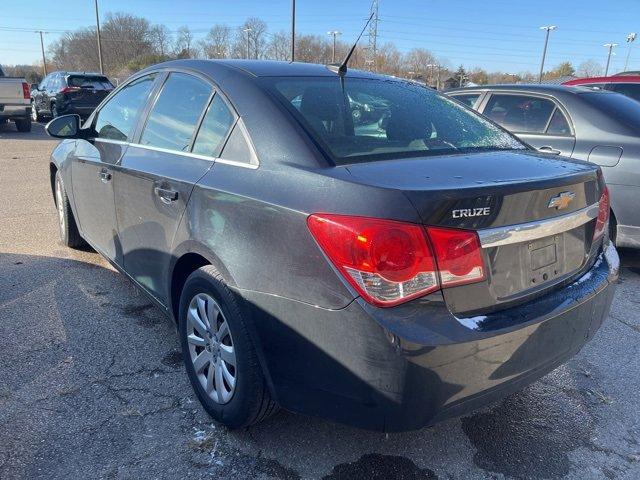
[452, 207, 491, 218]
[548, 191, 575, 210]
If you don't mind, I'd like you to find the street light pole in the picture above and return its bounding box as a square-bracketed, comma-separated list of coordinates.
[291, 0, 296, 62]
[327, 30, 341, 63]
[94, 0, 104, 74]
[36, 31, 47, 76]
[538, 25, 557, 83]
[243, 28, 252, 59]
[604, 43, 618, 76]
[624, 33, 637, 72]
[426, 64, 437, 87]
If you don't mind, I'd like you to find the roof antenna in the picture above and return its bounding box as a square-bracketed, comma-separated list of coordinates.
[327, 11, 375, 76]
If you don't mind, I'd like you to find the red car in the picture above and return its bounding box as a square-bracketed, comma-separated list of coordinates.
[563, 75, 640, 102]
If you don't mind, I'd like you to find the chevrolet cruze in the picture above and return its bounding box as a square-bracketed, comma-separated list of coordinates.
[45, 60, 618, 431]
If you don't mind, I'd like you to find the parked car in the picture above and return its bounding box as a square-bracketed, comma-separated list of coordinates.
[562, 75, 640, 102]
[45, 60, 617, 432]
[0, 64, 32, 132]
[31, 71, 114, 121]
[447, 84, 640, 249]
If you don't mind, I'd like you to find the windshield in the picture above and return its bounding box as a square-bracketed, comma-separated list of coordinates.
[264, 76, 525, 164]
[580, 90, 640, 133]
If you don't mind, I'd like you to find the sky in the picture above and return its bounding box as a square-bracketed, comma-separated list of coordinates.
[1, 0, 640, 74]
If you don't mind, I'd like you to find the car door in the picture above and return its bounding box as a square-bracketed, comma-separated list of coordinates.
[113, 71, 236, 303]
[480, 92, 576, 157]
[71, 73, 158, 264]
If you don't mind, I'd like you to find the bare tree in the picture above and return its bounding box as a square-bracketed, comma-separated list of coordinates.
[199, 25, 232, 59]
[174, 25, 195, 58]
[577, 59, 603, 77]
[150, 25, 172, 56]
[267, 31, 291, 61]
[404, 48, 437, 82]
[234, 18, 268, 59]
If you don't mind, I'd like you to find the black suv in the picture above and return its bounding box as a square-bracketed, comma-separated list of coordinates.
[31, 71, 114, 121]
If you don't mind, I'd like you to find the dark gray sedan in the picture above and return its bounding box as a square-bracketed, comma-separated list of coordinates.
[45, 60, 618, 432]
[448, 84, 640, 249]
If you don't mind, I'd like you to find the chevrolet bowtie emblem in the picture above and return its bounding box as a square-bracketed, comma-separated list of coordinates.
[548, 191, 575, 210]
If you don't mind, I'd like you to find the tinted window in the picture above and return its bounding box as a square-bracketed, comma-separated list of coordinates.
[265, 77, 523, 164]
[68, 75, 114, 90]
[484, 94, 556, 133]
[609, 83, 640, 102]
[451, 93, 480, 108]
[192, 94, 235, 157]
[580, 91, 640, 133]
[94, 74, 156, 141]
[140, 73, 212, 152]
[546, 108, 571, 135]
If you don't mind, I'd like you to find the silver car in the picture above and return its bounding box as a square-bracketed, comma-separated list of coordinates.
[448, 84, 640, 249]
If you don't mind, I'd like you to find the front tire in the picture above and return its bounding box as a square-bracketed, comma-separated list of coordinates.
[179, 266, 278, 429]
[15, 117, 31, 132]
[54, 172, 85, 248]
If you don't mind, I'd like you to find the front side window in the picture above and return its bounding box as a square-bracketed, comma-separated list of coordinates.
[93, 74, 156, 141]
[140, 73, 212, 152]
[451, 93, 481, 108]
[265, 77, 523, 164]
[192, 94, 235, 157]
[484, 94, 556, 134]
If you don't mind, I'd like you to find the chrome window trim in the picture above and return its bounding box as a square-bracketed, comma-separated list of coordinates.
[478, 203, 599, 248]
[125, 142, 259, 169]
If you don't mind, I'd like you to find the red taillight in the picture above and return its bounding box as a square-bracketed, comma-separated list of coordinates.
[307, 214, 485, 307]
[21, 82, 30, 99]
[593, 186, 610, 240]
[428, 227, 486, 288]
[60, 86, 80, 94]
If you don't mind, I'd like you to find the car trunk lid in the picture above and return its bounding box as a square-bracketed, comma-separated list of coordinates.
[344, 150, 603, 315]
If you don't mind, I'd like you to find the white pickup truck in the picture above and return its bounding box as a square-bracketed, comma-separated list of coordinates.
[0, 65, 32, 132]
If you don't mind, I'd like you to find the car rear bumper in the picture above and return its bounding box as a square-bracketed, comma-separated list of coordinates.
[0, 104, 30, 120]
[238, 243, 619, 432]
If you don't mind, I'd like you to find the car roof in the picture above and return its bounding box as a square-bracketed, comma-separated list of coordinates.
[563, 75, 640, 85]
[141, 59, 383, 80]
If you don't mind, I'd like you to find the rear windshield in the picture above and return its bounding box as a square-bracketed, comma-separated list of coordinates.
[264, 76, 524, 164]
[579, 90, 640, 132]
[68, 75, 114, 90]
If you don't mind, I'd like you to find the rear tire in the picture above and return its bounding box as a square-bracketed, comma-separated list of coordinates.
[15, 118, 31, 132]
[179, 265, 278, 429]
[54, 172, 85, 248]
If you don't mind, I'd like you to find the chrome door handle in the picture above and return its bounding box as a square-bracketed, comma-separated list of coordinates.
[154, 186, 179, 204]
[538, 146, 561, 155]
[98, 170, 112, 183]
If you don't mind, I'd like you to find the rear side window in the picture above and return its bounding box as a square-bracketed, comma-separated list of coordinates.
[192, 94, 235, 157]
[219, 123, 256, 165]
[68, 75, 114, 90]
[484, 94, 555, 134]
[546, 108, 571, 135]
[140, 73, 212, 152]
[451, 93, 480, 108]
[94, 74, 156, 141]
[608, 83, 640, 102]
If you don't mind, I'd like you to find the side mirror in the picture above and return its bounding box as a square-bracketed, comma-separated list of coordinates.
[45, 114, 82, 139]
[30, 83, 39, 92]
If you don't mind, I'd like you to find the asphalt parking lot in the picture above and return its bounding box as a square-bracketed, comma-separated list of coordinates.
[1, 121, 640, 480]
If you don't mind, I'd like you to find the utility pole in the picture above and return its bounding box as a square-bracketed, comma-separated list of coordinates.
[366, 0, 379, 71]
[35, 31, 47, 76]
[624, 33, 637, 72]
[604, 43, 618, 76]
[94, 0, 104, 74]
[327, 30, 341, 63]
[538, 25, 557, 83]
[243, 28, 252, 59]
[291, 0, 296, 62]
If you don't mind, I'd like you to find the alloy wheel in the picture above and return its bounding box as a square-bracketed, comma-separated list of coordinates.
[55, 177, 65, 232]
[186, 293, 237, 404]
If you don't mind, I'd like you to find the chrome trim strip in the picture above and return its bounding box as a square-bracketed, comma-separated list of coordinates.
[478, 203, 600, 248]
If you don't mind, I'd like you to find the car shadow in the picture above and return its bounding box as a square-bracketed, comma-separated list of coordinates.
[0, 120, 53, 141]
